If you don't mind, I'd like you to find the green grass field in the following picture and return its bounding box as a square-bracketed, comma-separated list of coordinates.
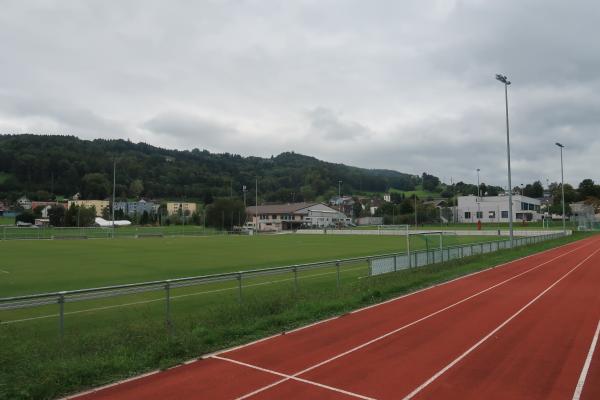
[0, 234, 500, 297]
[0, 232, 592, 400]
[0, 215, 13, 225]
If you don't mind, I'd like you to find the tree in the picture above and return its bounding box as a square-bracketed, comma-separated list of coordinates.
[48, 206, 66, 226]
[140, 210, 149, 225]
[352, 201, 363, 218]
[65, 204, 96, 227]
[129, 179, 144, 198]
[205, 198, 245, 230]
[578, 179, 598, 198]
[421, 173, 441, 192]
[81, 173, 110, 199]
[15, 211, 35, 224]
[523, 181, 544, 198]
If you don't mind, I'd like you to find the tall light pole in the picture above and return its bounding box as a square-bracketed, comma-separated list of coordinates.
[338, 180, 342, 216]
[476, 168, 481, 221]
[496, 74, 514, 247]
[556, 142, 566, 234]
[476, 168, 481, 197]
[112, 158, 116, 238]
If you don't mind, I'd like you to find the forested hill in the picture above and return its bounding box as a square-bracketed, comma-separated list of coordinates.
[0, 134, 420, 203]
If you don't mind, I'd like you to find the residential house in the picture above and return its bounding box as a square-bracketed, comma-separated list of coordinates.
[246, 202, 350, 231]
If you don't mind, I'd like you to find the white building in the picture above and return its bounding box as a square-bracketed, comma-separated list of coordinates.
[457, 194, 541, 223]
[246, 202, 350, 231]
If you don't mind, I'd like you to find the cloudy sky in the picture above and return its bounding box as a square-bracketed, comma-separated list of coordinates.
[1, 0, 599, 187]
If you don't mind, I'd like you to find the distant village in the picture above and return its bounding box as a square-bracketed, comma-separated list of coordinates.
[2, 188, 598, 231]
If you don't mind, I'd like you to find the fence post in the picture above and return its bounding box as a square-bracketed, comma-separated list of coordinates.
[393, 255, 397, 272]
[165, 280, 172, 333]
[58, 291, 66, 338]
[237, 273, 243, 303]
[336, 261, 341, 288]
[293, 267, 298, 293]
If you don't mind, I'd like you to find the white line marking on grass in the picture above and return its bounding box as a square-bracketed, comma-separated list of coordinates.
[0, 269, 9, 274]
[573, 319, 600, 400]
[225, 240, 597, 399]
[403, 247, 600, 400]
[211, 355, 375, 400]
[1, 266, 367, 325]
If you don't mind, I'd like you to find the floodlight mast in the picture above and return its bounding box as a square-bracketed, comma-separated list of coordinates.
[555, 142, 566, 234]
[496, 74, 514, 247]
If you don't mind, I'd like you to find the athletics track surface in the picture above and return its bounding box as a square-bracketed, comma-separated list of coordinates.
[72, 235, 600, 399]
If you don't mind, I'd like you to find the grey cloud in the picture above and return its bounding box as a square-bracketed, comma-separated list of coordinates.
[142, 112, 239, 150]
[307, 107, 370, 140]
[0, 0, 599, 186]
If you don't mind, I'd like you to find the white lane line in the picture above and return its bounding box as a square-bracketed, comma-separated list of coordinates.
[1, 266, 367, 325]
[221, 240, 595, 399]
[403, 246, 600, 400]
[573, 320, 600, 400]
[211, 355, 375, 400]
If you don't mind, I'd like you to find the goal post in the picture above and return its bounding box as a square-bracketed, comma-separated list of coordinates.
[377, 225, 411, 267]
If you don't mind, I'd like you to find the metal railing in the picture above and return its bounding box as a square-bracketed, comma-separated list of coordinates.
[0, 232, 566, 337]
[370, 232, 565, 275]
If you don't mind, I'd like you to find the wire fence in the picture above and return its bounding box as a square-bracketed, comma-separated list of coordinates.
[0, 232, 566, 338]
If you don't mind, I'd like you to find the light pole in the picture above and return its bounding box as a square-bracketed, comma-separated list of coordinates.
[555, 142, 566, 234]
[111, 158, 116, 238]
[496, 74, 514, 247]
[476, 168, 481, 222]
[476, 168, 481, 198]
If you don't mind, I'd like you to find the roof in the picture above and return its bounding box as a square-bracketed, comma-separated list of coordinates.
[246, 202, 320, 215]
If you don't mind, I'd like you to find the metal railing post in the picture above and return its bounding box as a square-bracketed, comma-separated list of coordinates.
[293, 267, 298, 293]
[237, 273, 243, 303]
[440, 233, 443, 263]
[393, 255, 397, 272]
[58, 291, 66, 338]
[165, 280, 172, 333]
[336, 261, 341, 288]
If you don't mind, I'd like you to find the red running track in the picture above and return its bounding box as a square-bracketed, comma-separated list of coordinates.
[71, 235, 600, 400]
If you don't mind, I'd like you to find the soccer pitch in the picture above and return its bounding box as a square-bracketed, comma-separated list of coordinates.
[0, 233, 498, 297]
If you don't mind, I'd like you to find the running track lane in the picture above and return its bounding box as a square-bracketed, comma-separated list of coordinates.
[579, 321, 600, 400]
[407, 238, 600, 399]
[70, 235, 600, 400]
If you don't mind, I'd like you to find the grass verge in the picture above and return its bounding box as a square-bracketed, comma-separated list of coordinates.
[0, 232, 595, 400]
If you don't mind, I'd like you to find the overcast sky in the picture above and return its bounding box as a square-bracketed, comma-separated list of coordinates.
[1, 0, 599, 187]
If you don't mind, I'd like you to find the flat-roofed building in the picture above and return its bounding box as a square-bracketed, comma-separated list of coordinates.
[67, 200, 110, 217]
[457, 194, 541, 223]
[246, 202, 350, 231]
[166, 202, 197, 216]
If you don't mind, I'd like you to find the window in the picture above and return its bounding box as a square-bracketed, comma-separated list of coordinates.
[464, 212, 471, 219]
[476, 211, 483, 219]
[501, 211, 509, 218]
[488, 211, 496, 219]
